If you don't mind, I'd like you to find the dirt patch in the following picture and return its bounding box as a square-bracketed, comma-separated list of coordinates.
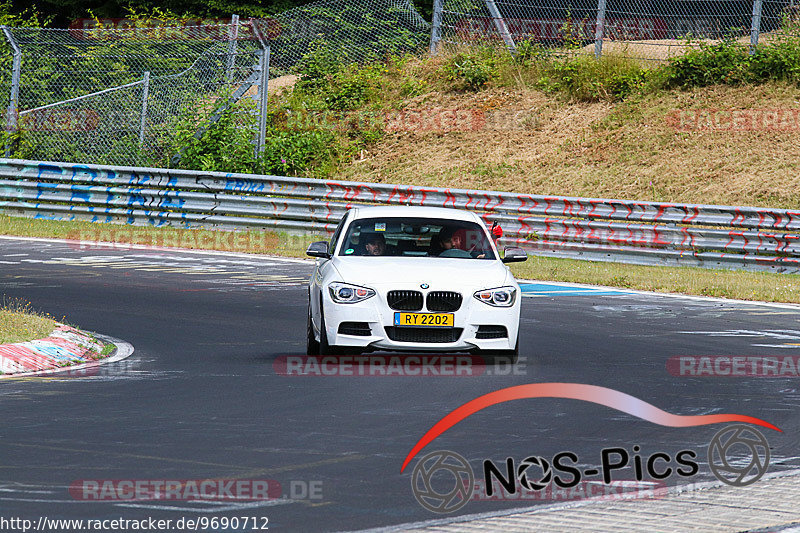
[239, 74, 299, 99]
[581, 39, 702, 61]
[268, 74, 299, 94]
[339, 83, 800, 209]
[581, 32, 795, 61]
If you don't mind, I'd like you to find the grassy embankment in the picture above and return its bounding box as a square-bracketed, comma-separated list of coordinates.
[3, 31, 800, 303]
[0, 298, 60, 344]
[0, 297, 114, 355]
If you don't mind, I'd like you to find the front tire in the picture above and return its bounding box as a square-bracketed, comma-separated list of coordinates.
[306, 302, 320, 356]
[318, 296, 341, 355]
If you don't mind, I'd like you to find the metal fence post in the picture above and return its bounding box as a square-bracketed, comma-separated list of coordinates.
[256, 46, 270, 158]
[2, 26, 21, 157]
[226, 14, 240, 83]
[250, 20, 270, 159]
[594, 0, 607, 58]
[750, 0, 763, 54]
[484, 0, 517, 54]
[429, 0, 444, 56]
[138, 71, 150, 151]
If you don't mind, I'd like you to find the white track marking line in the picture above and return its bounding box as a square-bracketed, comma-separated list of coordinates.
[0, 235, 312, 264]
[115, 499, 296, 512]
[4, 234, 800, 309]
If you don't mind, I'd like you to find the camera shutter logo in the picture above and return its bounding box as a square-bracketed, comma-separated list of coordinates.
[708, 425, 770, 487]
[410, 450, 474, 513]
[517, 456, 553, 491]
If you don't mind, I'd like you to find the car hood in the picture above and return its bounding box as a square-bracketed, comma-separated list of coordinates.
[330, 256, 514, 291]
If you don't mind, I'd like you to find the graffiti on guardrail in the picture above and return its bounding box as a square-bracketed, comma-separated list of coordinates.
[3, 158, 800, 274]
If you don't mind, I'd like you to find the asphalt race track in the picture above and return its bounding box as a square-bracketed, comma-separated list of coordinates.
[1, 236, 799, 531]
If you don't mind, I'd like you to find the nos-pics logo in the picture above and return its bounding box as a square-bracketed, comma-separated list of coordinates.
[411, 424, 771, 514]
[402, 383, 780, 515]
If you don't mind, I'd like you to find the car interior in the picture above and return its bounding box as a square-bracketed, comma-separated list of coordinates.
[339, 218, 496, 259]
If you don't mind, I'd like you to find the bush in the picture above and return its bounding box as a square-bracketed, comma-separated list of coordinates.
[295, 41, 341, 91]
[537, 55, 648, 101]
[168, 95, 260, 174]
[658, 35, 800, 89]
[441, 47, 499, 91]
[750, 35, 800, 84]
[324, 65, 381, 110]
[663, 39, 751, 88]
[261, 129, 343, 176]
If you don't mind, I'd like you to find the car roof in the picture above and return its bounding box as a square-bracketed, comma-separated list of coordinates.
[348, 206, 483, 223]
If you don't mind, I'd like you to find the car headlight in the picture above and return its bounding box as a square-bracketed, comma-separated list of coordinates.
[474, 286, 517, 307]
[329, 282, 375, 304]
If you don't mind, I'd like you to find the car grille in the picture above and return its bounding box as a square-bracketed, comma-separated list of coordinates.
[338, 322, 372, 336]
[384, 327, 463, 343]
[476, 325, 508, 339]
[387, 290, 423, 311]
[426, 291, 463, 312]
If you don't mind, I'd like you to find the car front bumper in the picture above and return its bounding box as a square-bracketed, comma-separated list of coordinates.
[321, 288, 520, 352]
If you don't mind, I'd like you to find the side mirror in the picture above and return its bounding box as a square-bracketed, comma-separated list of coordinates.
[306, 241, 331, 259]
[502, 246, 527, 263]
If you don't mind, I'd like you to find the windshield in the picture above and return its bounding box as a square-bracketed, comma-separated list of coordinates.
[338, 217, 496, 259]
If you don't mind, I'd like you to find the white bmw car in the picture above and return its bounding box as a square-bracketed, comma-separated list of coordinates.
[305, 206, 527, 358]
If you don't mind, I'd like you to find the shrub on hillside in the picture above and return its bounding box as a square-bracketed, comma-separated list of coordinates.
[441, 47, 499, 91]
[537, 54, 648, 101]
[662, 38, 752, 88]
[750, 35, 800, 84]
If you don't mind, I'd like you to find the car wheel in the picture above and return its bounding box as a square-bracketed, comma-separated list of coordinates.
[318, 296, 341, 356]
[306, 302, 320, 356]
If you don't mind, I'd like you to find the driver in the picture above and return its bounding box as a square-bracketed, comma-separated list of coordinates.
[434, 227, 487, 258]
[437, 227, 463, 251]
[363, 233, 386, 256]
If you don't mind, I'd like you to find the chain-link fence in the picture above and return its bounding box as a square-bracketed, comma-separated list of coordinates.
[256, 0, 429, 76]
[0, 0, 430, 168]
[0, 20, 268, 167]
[433, 0, 800, 60]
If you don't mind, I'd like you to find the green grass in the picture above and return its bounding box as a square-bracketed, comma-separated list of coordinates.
[3, 214, 800, 305]
[0, 298, 60, 344]
[508, 256, 800, 303]
[0, 293, 117, 361]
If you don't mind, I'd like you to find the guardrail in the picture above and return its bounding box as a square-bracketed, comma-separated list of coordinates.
[1, 158, 799, 274]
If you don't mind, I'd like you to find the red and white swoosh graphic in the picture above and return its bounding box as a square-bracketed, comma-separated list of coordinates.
[401, 382, 781, 472]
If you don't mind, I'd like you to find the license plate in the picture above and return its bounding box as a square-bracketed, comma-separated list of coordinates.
[393, 312, 454, 327]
